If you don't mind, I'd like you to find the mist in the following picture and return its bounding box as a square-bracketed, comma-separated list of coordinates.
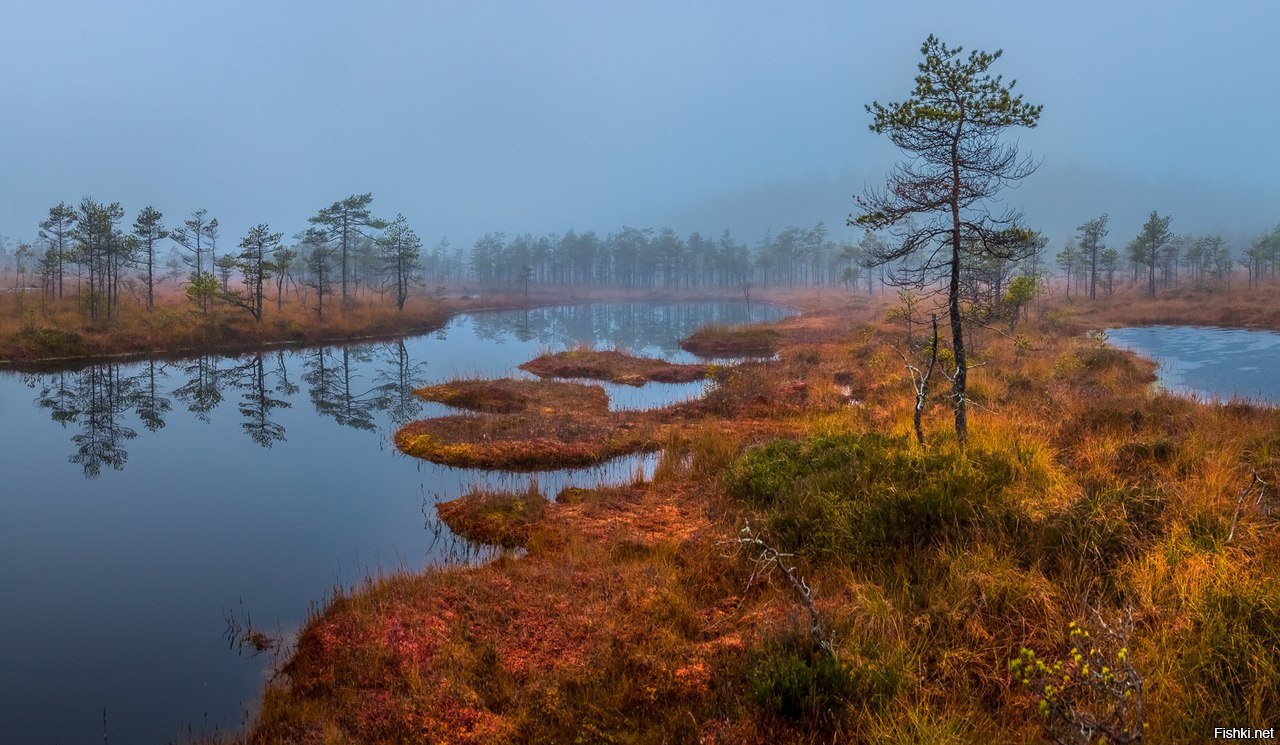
[1, 0, 1276, 252]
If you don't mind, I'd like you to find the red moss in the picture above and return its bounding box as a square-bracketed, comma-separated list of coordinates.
[520, 348, 711, 386]
[680, 324, 781, 357]
[415, 378, 609, 414]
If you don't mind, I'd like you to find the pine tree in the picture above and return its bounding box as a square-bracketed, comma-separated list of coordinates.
[852, 36, 1042, 445]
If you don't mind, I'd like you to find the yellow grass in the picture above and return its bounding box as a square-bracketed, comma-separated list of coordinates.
[222, 285, 1280, 743]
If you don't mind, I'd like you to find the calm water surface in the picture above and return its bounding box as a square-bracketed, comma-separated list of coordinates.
[0, 301, 790, 744]
[1107, 325, 1280, 404]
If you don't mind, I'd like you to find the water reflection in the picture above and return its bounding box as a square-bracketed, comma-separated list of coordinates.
[24, 343, 426, 470]
[0, 301, 791, 743]
[18, 302, 786, 477]
[228, 353, 292, 448]
[468, 301, 774, 354]
[174, 354, 223, 421]
[32, 365, 144, 477]
[376, 340, 427, 425]
[303, 347, 383, 431]
[135, 360, 172, 432]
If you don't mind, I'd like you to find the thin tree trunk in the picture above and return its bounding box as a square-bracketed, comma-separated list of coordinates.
[914, 313, 939, 447]
[950, 132, 968, 447]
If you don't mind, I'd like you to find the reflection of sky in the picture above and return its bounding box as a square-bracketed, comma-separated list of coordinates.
[0, 301, 789, 744]
[1106, 326, 1280, 405]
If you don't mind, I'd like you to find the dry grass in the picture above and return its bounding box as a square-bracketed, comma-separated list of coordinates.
[435, 484, 548, 549]
[394, 411, 662, 471]
[414, 378, 609, 414]
[232, 287, 1280, 743]
[0, 290, 473, 366]
[681, 323, 783, 357]
[1052, 283, 1280, 332]
[520, 348, 711, 385]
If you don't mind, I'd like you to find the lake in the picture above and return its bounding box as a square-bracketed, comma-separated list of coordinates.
[0, 300, 791, 744]
[1106, 325, 1280, 405]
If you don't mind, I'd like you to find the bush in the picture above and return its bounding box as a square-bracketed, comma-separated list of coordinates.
[747, 632, 898, 723]
[8, 325, 84, 359]
[722, 433, 1037, 563]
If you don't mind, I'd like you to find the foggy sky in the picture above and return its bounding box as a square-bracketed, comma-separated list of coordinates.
[2, 0, 1276, 253]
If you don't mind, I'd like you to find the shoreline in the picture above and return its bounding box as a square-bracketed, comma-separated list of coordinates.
[234, 288, 1280, 742]
[0, 286, 825, 372]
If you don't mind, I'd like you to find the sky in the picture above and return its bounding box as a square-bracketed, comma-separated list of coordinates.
[1, 0, 1277, 253]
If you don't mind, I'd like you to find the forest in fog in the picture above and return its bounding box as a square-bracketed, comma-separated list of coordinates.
[3, 192, 1280, 327]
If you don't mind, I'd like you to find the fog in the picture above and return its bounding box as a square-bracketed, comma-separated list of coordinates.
[1, 0, 1275, 251]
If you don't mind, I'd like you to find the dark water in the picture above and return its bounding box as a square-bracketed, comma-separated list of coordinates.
[1106, 325, 1280, 404]
[0, 301, 791, 744]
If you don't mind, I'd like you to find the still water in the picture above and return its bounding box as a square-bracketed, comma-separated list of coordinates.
[0, 301, 790, 744]
[1107, 325, 1280, 404]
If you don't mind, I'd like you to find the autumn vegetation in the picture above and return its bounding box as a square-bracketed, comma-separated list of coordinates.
[520, 348, 712, 385]
[226, 280, 1280, 743]
[0, 289, 461, 366]
[8, 32, 1280, 745]
[679, 323, 783, 358]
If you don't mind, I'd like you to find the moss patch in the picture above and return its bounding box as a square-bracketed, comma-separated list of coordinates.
[520, 348, 711, 386]
[415, 378, 609, 414]
[436, 486, 548, 549]
[680, 324, 781, 357]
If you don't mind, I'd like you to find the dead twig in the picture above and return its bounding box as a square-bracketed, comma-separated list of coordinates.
[1227, 469, 1267, 543]
[732, 522, 834, 657]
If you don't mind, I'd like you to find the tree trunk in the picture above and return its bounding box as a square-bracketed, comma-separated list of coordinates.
[950, 135, 968, 447]
[914, 313, 939, 447]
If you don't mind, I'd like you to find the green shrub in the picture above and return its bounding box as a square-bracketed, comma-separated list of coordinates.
[747, 632, 898, 723]
[9, 325, 84, 358]
[722, 433, 1035, 563]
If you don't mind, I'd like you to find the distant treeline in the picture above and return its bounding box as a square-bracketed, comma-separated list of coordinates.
[1055, 212, 1280, 299]
[0, 193, 877, 324]
[3, 195, 1280, 325]
[437, 223, 863, 289]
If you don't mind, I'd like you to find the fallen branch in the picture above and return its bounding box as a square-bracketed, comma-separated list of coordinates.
[735, 522, 834, 657]
[1227, 470, 1267, 543]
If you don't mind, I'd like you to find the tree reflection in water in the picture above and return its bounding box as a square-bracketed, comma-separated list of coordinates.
[227, 353, 292, 448]
[174, 355, 223, 422]
[375, 340, 426, 425]
[17, 302, 783, 478]
[303, 346, 383, 431]
[32, 364, 141, 478]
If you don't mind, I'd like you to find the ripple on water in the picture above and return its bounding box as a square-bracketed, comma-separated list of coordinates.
[1106, 325, 1280, 405]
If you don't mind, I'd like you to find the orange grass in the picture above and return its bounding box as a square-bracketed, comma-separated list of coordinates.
[680, 323, 783, 357]
[520, 348, 711, 385]
[231, 288, 1280, 743]
[414, 378, 609, 414]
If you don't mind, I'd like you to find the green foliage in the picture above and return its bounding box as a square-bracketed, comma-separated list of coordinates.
[185, 270, 220, 311]
[864, 35, 1041, 147]
[1012, 616, 1145, 744]
[747, 632, 898, 723]
[722, 433, 1040, 563]
[8, 324, 84, 358]
[1003, 274, 1038, 330]
[1129, 211, 1174, 297]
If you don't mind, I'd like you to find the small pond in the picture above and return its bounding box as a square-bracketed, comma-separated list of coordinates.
[1106, 325, 1280, 404]
[0, 300, 791, 744]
